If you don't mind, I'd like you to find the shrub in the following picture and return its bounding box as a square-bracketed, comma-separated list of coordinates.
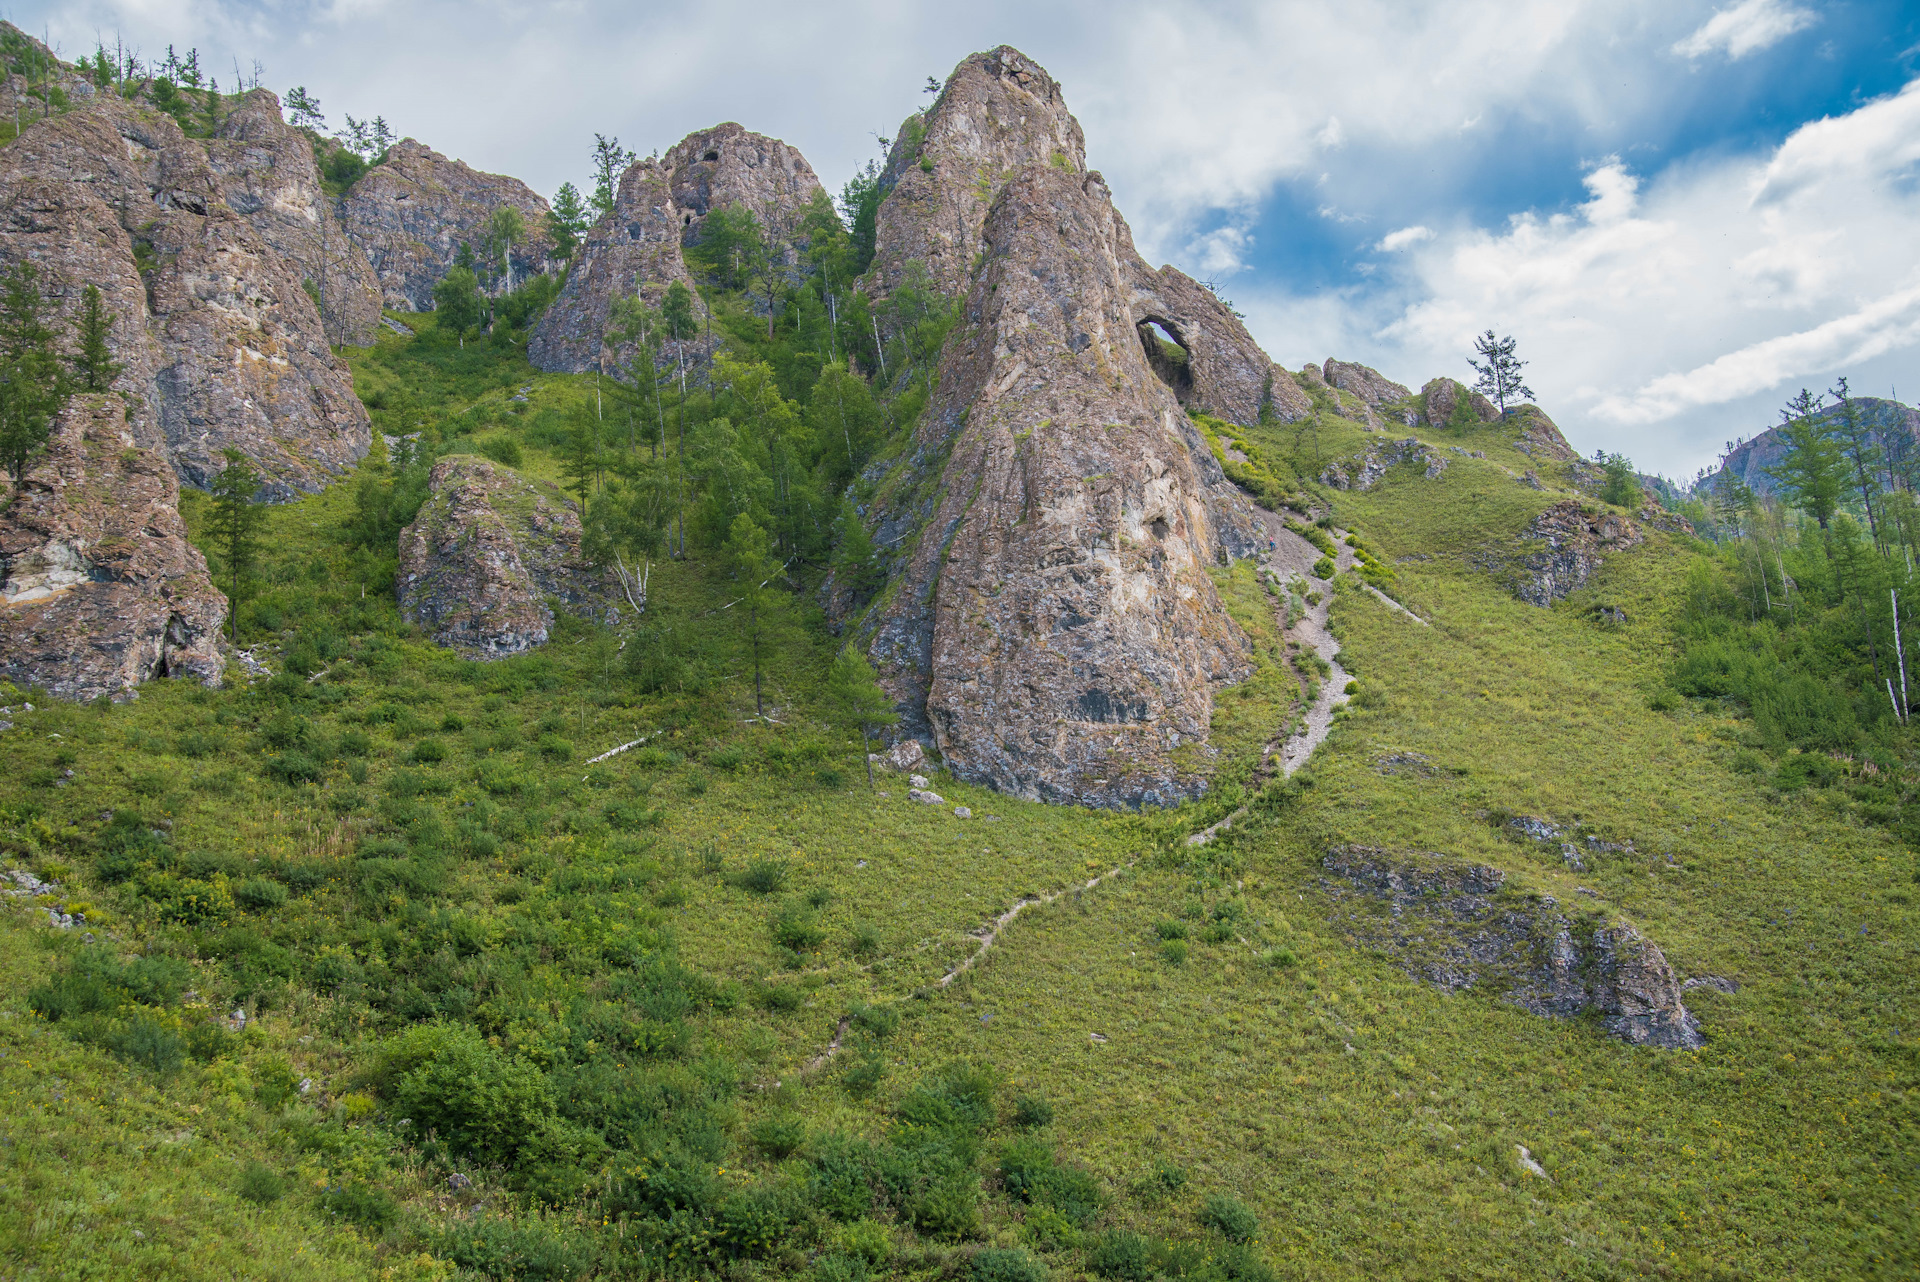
[1154, 919, 1188, 940]
[267, 752, 323, 785]
[1259, 947, 1298, 969]
[378, 1024, 553, 1165]
[850, 922, 883, 958]
[751, 1115, 808, 1158]
[710, 746, 747, 771]
[84, 1013, 186, 1073]
[1159, 939, 1189, 965]
[411, 737, 447, 763]
[735, 857, 791, 894]
[850, 1003, 899, 1040]
[234, 876, 288, 912]
[1011, 1093, 1054, 1128]
[839, 1219, 892, 1266]
[974, 1249, 1047, 1282]
[773, 904, 827, 951]
[817, 765, 847, 788]
[756, 983, 804, 1013]
[1086, 1231, 1156, 1282]
[476, 435, 524, 467]
[319, 1181, 398, 1231]
[841, 1052, 886, 1097]
[815, 1254, 868, 1282]
[1311, 555, 1336, 580]
[1199, 1192, 1259, 1243]
[337, 728, 373, 756]
[236, 1160, 287, 1205]
[537, 734, 574, 762]
[434, 1213, 600, 1281]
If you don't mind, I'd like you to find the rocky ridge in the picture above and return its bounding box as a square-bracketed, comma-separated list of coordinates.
[0, 395, 226, 701]
[342, 140, 554, 312]
[1322, 845, 1702, 1049]
[396, 455, 619, 658]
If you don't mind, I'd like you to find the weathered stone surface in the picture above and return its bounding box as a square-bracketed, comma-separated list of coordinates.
[206, 89, 383, 346]
[1421, 377, 1496, 429]
[1322, 846, 1701, 1049]
[0, 97, 372, 497]
[868, 45, 1085, 299]
[396, 455, 616, 657]
[1124, 253, 1302, 428]
[1320, 438, 1447, 491]
[864, 163, 1262, 809]
[1509, 404, 1578, 462]
[527, 158, 707, 375]
[1324, 359, 1410, 408]
[1515, 500, 1643, 606]
[664, 122, 823, 249]
[0, 395, 226, 701]
[342, 140, 553, 312]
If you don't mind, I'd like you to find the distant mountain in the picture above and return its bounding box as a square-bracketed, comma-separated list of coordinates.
[1700, 396, 1920, 500]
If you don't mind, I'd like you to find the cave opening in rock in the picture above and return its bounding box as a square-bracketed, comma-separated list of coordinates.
[701, 150, 720, 162]
[1137, 318, 1193, 400]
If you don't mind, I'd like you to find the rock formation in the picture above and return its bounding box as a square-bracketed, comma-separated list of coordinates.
[864, 162, 1264, 809]
[1320, 438, 1447, 492]
[1509, 404, 1578, 462]
[0, 93, 372, 497]
[206, 89, 383, 346]
[1705, 395, 1919, 502]
[1322, 846, 1701, 1049]
[342, 140, 553, 312]
[1421, 377, 1496, 429]
[1514, 500, 1643, 606]
[0, 395, 226, 701]
[396, 456, 617, 657]
[663, 123, 823, 250]
[1323, 359, 1410, 408]
[528, 159, 707, 376]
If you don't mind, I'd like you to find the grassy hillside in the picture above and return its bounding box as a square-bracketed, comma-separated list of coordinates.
[1, 323, 1913, 1282]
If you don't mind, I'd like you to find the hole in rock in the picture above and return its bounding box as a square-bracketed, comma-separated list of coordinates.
[1149, 517, 1170, 541]
[702, 150, 720, 162]
[1137, 318, 1193, 400]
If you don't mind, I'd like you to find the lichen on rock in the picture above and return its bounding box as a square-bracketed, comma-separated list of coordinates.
[1322, 845, 1702, 1049]
[0, 395, 226, 701]
[396, 455, 617, 658]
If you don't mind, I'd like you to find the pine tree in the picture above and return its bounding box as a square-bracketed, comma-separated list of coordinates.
[662, 281, 697, 340]
[208, 448, 267, 644]
[432, 266, 482, 344]
[1766, 389, 1845, 532]
[1599, 452, 1639, 507]
[827, 646, 898, 787]
[726, 513, 779, 721]
[0, 262, 70, 486]
[69, 285, 121, 391]
[1468, 330, 1534, 413]
[549, 182, 589, 259]
[591, 134, 635, 219]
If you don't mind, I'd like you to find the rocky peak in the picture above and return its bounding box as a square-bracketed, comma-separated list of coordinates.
[528, 158, 708, 375]
[663, 122, 823, 249]
[341, 139, 554, 311]
[1323, 359, 1410, 408]
[0, 395, 226, 701]
[1508, 404, 1578, 461]
[864, 161, 1263, 809]
[0, 94, 370, 497]
[1421, 377, 1496, 429]
[205, 89, 383, 346]
[867, 45, 1087, 297]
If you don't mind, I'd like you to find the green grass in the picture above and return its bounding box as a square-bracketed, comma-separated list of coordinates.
[1, 320, 1914, 1280]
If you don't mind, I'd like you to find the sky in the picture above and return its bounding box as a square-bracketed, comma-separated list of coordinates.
[18, 0, 1920, 482]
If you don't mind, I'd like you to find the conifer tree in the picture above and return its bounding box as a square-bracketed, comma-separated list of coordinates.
[827, 647, 898, 787]
[0, 262, 70, 486]
[1766, 388, 1845, 533]
[726, 513, 779, 721]
[1468, 330, 1534, 413]
[549, 182, 589, 259]
[208, 448, 266, 643]
[69, 285, 121, 392]
[591, 134, 635, 219]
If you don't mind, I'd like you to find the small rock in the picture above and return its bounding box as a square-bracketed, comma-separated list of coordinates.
[1683, 975, 1739, 995]
[448, 1172, 472, 1190]
[909, 774, 929, 789]
[855, 859, 867, 868]
[132, 1230, 145, 1240]
[953, 806, 972, 819]
[228, 1009, 247, 1030]
[1516, 1144, 1551, 1180]
[909, 789, 945, 805]
[883, 740, 926, 773]
[1088, 1032, 1109, 1044]
[297, 1077, 312, 1095]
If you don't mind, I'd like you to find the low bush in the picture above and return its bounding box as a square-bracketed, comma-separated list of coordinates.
[236, 1160, 287, 1205]
[1199, 1192, 1259, 1243]
[973, 1248, 1047, 1282]
[234, 876, 288, 911]
[735, 857, 791, 894]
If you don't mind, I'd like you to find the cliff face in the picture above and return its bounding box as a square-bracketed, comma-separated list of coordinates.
[663, 122, 823, 250]
[1707, 396, 1920, 500]
[342, 140, 554, 312]
[206, 89, 383, 346]
[0, 95, 371, 497]
[868, 47, 1086, 300]
[527, 159, 706, 376]
[0, 396, 226, 701]
[864, 163, 1263, 809]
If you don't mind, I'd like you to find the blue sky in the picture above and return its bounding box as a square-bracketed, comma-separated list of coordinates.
[22, 0, 1920, 480]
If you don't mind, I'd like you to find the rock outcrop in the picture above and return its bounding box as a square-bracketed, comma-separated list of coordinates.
[1324, 359, 1410, 408]
[206, 89, 383, 346]
[0, 95, 372, 496]
[1705, 395, 1919, 502]
[864, 162, 1263, 809]
[396, 455, 617, 657]
[1322, 846, 1701, 1049]
[1509, 404, 1578, 462]
[1421, 377, 1496, 429]
[527, 158, 707, 375]
[663, 123, 823, 250]
[1321, 438, 1447, 491]
[0, 395, 226, 701]
[1515, 500, 1643, 606]
[342, 140, 553, 312]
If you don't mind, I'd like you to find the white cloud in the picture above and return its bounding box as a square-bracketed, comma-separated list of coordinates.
[1361, 80, 1920, 474]
[1672, 0, 1816, 61]
[1377, 226, 1434, 252]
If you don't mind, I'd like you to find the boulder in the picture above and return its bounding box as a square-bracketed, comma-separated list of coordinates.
[864, 162, 1262, 809]
[1421, 377, 1496, 429]
[1515, 499, 1643, 606]
[663, 122, 824, 252]
[1323, 359, 1410, 408]
[527, 158, 707, 375]
[0, 97, 372, 497]
[396, 455, 617, 657]
[205, 89, 384, 347]
[342, 140, 554, 312]
[879, 739, 926, 773]
[1322, 846, 1701, 1049]
[0, 395, 226, 701]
